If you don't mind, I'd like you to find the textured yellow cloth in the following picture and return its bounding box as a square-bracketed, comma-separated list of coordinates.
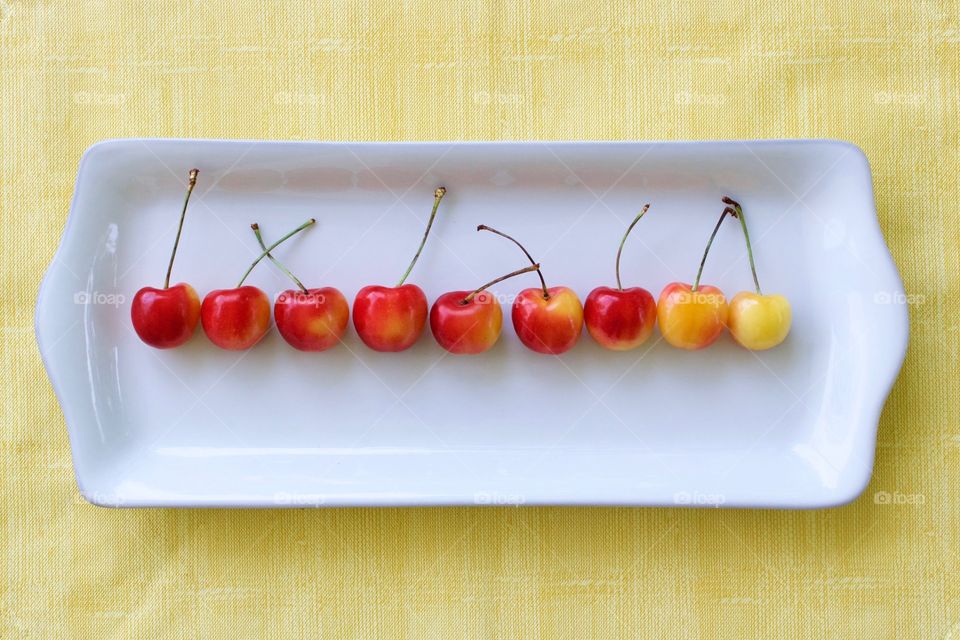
[2, 1, 956, 637]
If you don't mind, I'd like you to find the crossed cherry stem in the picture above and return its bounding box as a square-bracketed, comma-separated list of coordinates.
[461, 263, 542, 304]
[237, 218, 315, 287]
[251, 223, 309, 293]
[476, 224, 550, 299]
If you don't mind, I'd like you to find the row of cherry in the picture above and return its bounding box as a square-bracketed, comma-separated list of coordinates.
[131, 170, 792, 355]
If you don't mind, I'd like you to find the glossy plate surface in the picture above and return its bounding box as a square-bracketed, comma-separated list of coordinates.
[36, 140, 908, 508]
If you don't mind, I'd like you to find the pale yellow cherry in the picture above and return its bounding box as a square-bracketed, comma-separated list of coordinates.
[722, 196, 792, 351]
[728, 292, 791, 350]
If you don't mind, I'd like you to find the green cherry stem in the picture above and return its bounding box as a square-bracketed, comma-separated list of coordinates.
[692, 206, 735, 292]
[477, 224, 549, 299]
[461, 263, 542, 305]
[251, 223, 309, 293]
[237, 218, 315, 288]
[163, 168, 199, 289]
[722, 196, 762, 294]
[397, 187, 447, 287]
[615, 203, 650, 291]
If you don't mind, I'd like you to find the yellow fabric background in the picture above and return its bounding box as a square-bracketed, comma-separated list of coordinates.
[2, 0, 956, 637]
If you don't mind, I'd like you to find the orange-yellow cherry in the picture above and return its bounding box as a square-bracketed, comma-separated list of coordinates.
[657, 283, 728, 350]
[656, 206, 734, 350]
[722, 197, 792, 351]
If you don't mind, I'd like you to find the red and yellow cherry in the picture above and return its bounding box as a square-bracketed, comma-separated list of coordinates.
[274, 288, 350, 351]
[201, 286, 271, 351]
[657, 207, 731, 350]
[722, 197, 792, 350]
[584, 204, 658, 351]
[131, 169, 201, 348]
[430, 264, 540, 354]
[478, 225, 583, 355]
[201, 218, 315, 351]
[353, 187, 446, 352]
[248, 222, 350, 352]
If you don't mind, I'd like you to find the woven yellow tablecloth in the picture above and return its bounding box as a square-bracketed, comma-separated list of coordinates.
[2, 1, 956, 637]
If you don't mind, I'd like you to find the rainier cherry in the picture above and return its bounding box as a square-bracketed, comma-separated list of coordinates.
[353, 187, 446, 352]
[131, 169, 202, 349]
[657, 206, 731, 350]
[584, 204, 658, 351]
[201, 218, 315, 350]
[251, 223, 349, 352]
[430, 263, 541, 354]
[722, 197, 792, 350]
[478, 225, 583, 355]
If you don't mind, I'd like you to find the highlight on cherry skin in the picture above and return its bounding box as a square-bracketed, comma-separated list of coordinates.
[657, 206, 731, 350]
[200, 218, 315, 351]
[430, 263, 542, 355]
[353, 187, 446, 353]
[477, 224, 584, 355]
[131, 168, 202, 349]
[722, 196, 792, 351]
[250, 223, 349, 352]
[584, 204, 658, 351]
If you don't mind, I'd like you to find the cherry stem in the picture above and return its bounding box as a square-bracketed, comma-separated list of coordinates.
[397, 187, 446, 287]
[615, 204, 650, 291]
[461, 263, 542, 304]
[163, 168, 199, 289]
[237, 218, 315, 288]
[692, 207, 735, 292]
[722, 196, 762, 294]
[477, 224, 549, 299]
[251, 223, 309, 294]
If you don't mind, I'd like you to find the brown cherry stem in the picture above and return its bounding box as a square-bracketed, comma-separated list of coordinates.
[461, 263, 542, 304]
[251, 223, 308, 293]
[397, 187, 446, 287]
[477, 224, 549, 299]
[615, 204, 650, 290]
[163, 168, 199, 289]
[692, 207, 735, 292]
[237, 218, 315, 287]
[722, 196, 762, 294]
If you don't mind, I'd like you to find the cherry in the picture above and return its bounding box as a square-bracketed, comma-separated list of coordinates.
[430, 263, 541, 354]
[353, 187, 446, 352]
[477, 225, 583, 355]
[131, 169, 201, 349]
[722, 197, 792, 350]
[250, 223, 349, 352]
[657, 206, 731, 350]
[584, 204, 658, 351]
[201, 218, 314, 351]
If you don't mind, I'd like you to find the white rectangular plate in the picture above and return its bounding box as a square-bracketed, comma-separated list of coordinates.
[37, 139, 908, 508]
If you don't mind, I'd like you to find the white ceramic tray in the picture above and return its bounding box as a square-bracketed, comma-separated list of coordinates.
[36, 139, 908, 508]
